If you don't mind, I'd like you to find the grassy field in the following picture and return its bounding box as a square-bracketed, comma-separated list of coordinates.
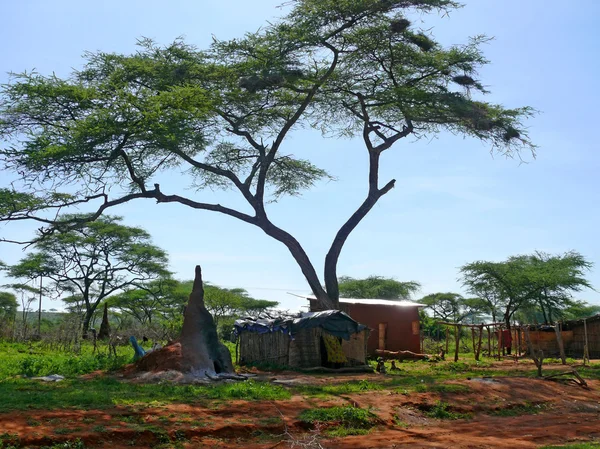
[1, 341, 600, 448]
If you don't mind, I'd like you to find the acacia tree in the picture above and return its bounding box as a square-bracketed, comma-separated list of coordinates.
[420, 292, 484, 323]
[0, 0, 534, 310]
[338, 275, 420, 300]
[2, 283, 38, 338]
[0, 291, 18, 321]
[461, 251, 593, 332]
[108, 277, 180, 325]
[527, 251, 593, 324]
[8, 215, 169, 334]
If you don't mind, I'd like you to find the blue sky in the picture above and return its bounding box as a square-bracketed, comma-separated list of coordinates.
[1, 0, 599, 311]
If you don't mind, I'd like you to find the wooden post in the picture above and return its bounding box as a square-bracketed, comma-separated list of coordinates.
[445, 327, 450, 355]
[471, 327, 476, 357]
[524, 327, 544, 377]
[583, 318, 590, 366]
[454, 325, 461, 362]
[498, 326, 503, 360]
[554, 323, 566, 365]
[475, 324, 484, 361]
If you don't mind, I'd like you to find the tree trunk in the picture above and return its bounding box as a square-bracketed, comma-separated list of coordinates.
[98, 303, 111, 340]
[180, 265, 234, 375]
[37, 276, 43, 338]
[324, 150, 395, 302]
[82, 311, 93, 337]
[257, 219, 336, 309]
[504, 317, 512, 355]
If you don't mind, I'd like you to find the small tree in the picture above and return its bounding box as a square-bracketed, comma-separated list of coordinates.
[8, 215, 169, 335]
[0, 0, 535, 311]
[420, 292, 484, 323]
[3, 283, 38, 339]
[108, 277, 180, 325]
[338, 275, 420, 300]
[0, 291, 18, 321]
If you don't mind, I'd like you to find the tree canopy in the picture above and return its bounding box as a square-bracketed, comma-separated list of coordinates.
[420, 292, 485, 323]
[338, 275, 420, 300]
[460, 251, 594, 327]
[7, 215, 169, 333]
[0, 291, 18, 321]
[0, 0, 535, 310]
[110, 279, 277, 325]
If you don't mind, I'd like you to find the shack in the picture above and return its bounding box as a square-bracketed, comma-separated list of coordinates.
[564, 314, 600, 358]
[234, 311, 369, 369]
[307, 297, 424, 355]
[520, 314, 600, 358]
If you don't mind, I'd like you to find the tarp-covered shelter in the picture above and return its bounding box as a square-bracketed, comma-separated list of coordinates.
[307, 297, 424, 355]
[234, 311, 370, 368]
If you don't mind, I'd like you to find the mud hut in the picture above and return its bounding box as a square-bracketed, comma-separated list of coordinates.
[234, 311, 369, 369]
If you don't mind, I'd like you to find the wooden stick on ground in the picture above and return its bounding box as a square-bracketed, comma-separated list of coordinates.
[374, 349, 429, 361]
[543, 369, 588, 389]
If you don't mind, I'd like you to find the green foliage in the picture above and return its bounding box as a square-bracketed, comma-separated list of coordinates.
[540, 443, 600, 449]
[0, 378, 290, 412]
[414, 383, 470, 393]
[0, 0, 535, 310]
[108, 277, 182, 325]
[425, 401, 470, 419]
[490, 401, 546, 416]
[461, 251, 594, 325]
[7, 215, 169, 332]
[0, 292, 18, 320]
[299, 405, 378, 435]
[338, 276, 421, 299]
[420, 292, 485, 323]
[561, 301, 600, 321]
[0, 342, 130, 379]
[295, 379, 383, 397]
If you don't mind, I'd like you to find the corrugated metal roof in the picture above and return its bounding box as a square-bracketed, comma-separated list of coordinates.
[306, 296, 424, 307]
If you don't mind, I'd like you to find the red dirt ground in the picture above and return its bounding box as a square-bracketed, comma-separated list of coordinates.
[1, 369, 600, 449]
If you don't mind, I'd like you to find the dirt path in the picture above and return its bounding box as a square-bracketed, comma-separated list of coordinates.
[1, 376, 599, 448]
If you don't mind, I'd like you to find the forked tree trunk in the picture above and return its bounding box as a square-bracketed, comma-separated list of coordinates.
[180, 265, 233, 375]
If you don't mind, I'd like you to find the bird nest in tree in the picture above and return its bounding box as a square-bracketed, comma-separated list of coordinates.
[407, 33, 435, 52]
[453, 75, 477, 86]
[390, 18, 411, 33]
[503, 126, 521, 141]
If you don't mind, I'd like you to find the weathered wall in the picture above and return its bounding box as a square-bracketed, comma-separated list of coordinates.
[340, 303, 421, 355]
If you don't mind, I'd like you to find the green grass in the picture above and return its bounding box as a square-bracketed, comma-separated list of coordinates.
[425, 401, 471, 420]
[491, 401, 547, 417]
[0, 378, 290, 412]
[0, 434, 86, 449]
[414, 383, 471, 393]
[299, 406, 379, 436]
[0, 341, 131, 379]
[540, 443, 600, 449]
[294, 379, 383, 397]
